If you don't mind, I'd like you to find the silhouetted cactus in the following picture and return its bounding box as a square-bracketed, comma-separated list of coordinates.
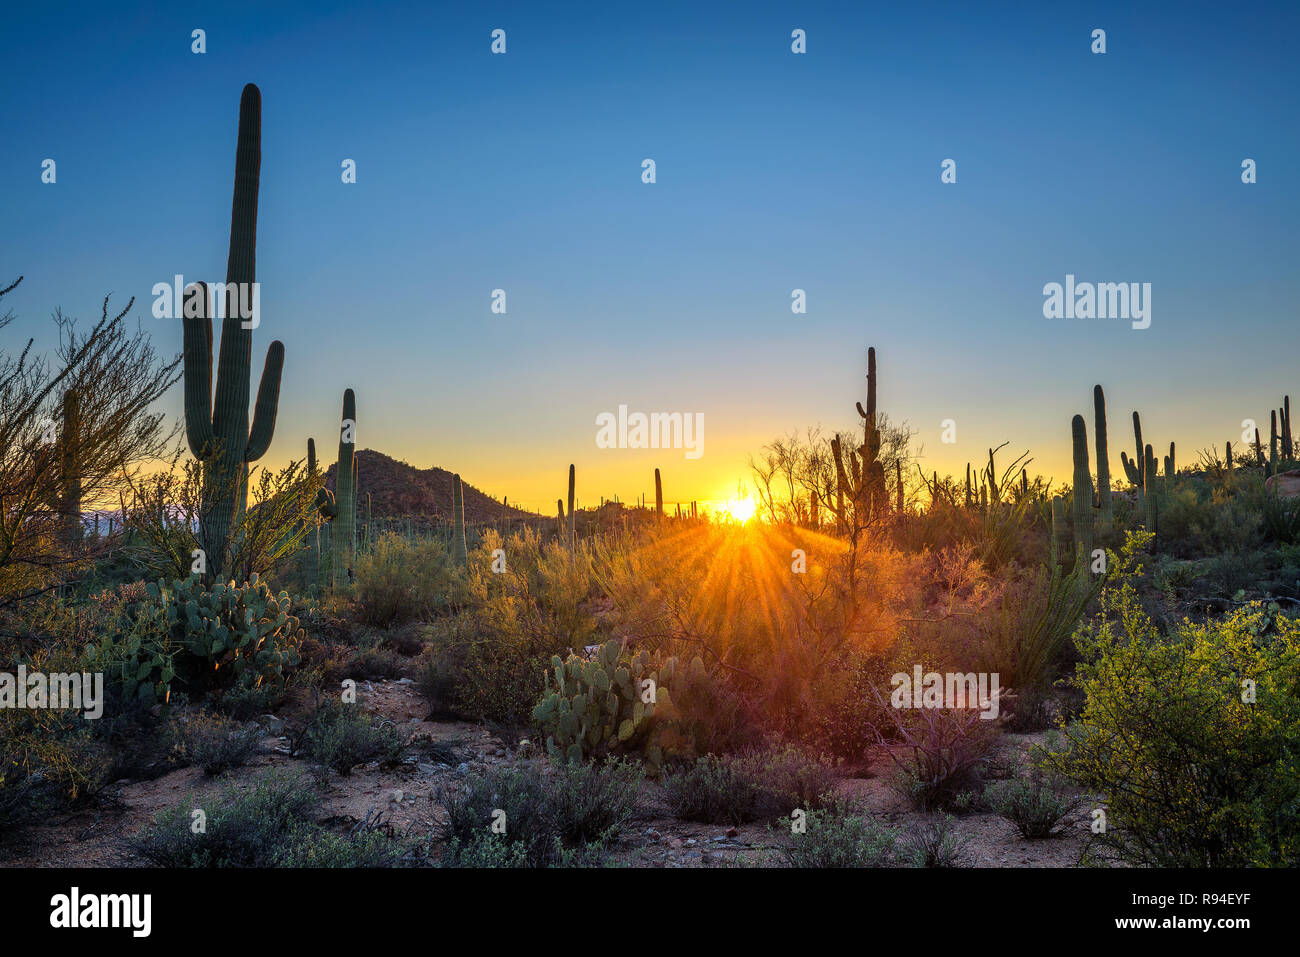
[654, 468, 664, 520]
[182, 85, 283, 578]
[567, 464, 576, 547]
[452, 473, 467, 564]
[1050, 495, 1068, 568]
[1093, 385, 1112, 533]
[1270, 411, 1279, 475]
[1071, 415, 1093, 561]
[332, 389, 357, 585]
[1143, 444, 1159, 538]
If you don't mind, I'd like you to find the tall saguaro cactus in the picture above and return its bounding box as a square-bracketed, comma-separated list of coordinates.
[1071, 414, 1094, 562]
[567, 464, 576, 547]
[333, 389, 357, 585]
[306, 437, 320, 586]
[182, 84, 284, 579]
[452, 473, 468, 565]
[654, 468, 664, 520]
[1093, 385, 1112, 533]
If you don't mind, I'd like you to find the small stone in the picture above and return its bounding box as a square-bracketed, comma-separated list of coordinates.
[455, 762, 470, 777]
[684, 838, 697, 847]
[725, 827, 739, 838]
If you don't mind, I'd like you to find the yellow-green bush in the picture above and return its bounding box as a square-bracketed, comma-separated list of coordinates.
[352, 532, 459, 626]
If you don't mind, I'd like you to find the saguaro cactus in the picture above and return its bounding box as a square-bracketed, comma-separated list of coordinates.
[1050, 495, 1068, 568]
[567, 464, 576, 547]
[306, 437, 320, 586]
[1071, 414, 1094, 562]
[452, 473, 468, 564]
[332, 389, 357, 584]
[855, 347, 888, 519]
[1143, 443, 1159, 538]
[654, 468, 664, 520]
[1093, 385, 1112, 533]
[182, 84, 284, 578]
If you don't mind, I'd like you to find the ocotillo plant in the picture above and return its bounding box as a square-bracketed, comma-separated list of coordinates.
[452, 473, 467, 564]
[1071, 414, 1094, 562]
[567, 464, 576, 547]
[60, 388, 81, 550]
[1093, 385, 1112, 533]
[182, 84, 284, 579]
[332, 389, 357, 585]
[654, 468, 663, 520]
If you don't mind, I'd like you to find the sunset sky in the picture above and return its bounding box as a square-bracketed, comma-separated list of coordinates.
[3, 1, 1298, 513]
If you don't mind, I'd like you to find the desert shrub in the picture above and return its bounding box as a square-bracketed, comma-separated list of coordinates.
[352, 533, 456, 626]
[1051, 532, 1300, 866]
[984, 767, 1081, 839]
[414, 646, 460, 717]
[803, 649, 893, 761]
[875, 704, 999, 812]
[663, 746, 835, 825]
[294, 699, 405, 778]
[134, 773, 415, 867]
[168, 712, 261, 776]
[342, 640, 407, 681]
[1202, 549, 1271, 597]
[901, 813, 966, 867]
[1260, 490, 1300, 545]
[431, 528, 601, 724]
[437, 759, 640, 868]
[977, 562, 1099, 730]
[779, 800, 897, 867]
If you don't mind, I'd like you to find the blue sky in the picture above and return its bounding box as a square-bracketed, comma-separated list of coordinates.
[3, 0, 1297, 510]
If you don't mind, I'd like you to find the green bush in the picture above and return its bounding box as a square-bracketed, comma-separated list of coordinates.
[1051, 532, 1300, 866]
[168, 711, 261, 776]
[437, 759, 641, 868]
[663, 746, 836, 825]
[352, 533, 456, 627]
[901, 813, 966, 867]
[294, 699, 405, 778]
[133, 773, 417, 867]
[779, 801, 897, 867]
[984, 767, 1081, 839]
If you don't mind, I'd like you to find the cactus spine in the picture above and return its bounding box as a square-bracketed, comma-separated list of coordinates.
[452, 473, 467, 564]
[1071, 414, 1093, 562]
[182, 84, 283, 579]
[1093, 385, 1112, 533]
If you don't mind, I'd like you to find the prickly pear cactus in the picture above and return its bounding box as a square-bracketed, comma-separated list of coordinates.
[532, 639, 694, 773]
[150, 573, 304, 691]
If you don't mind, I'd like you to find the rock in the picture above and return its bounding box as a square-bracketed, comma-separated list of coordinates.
[455, 762, 470, 777]
[725, 827, 739, 838]
[395, 678, 413, 685]
[387, 789, 405, 807]
[257, 714, 285, 735]
[645, 828, 662, 843]
[1266, 469, 1300, 498]
[684, 838, 697, 847]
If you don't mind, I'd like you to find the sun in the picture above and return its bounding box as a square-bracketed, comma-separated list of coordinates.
[721, 497, 757, 523]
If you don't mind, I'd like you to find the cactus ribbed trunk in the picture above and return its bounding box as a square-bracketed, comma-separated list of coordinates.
[1284, 396, 1293, 459]
[333, 389, 356, 585]
[305, 437, 319, 586]
[1071, 414, 1093, 563]
[1093, 385, 1112, 534]
[1270, 411, 1279, 476]
[182, 84, 283, 581]
[654, 468, 663, 520]
[567, 464, 576, 547]
[1144, 444, 1159, 541]
[1050, 495, 1068, 568]
[452, 473, 468, 564]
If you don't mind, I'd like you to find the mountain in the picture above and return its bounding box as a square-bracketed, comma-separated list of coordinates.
[323, 449, 535, 523]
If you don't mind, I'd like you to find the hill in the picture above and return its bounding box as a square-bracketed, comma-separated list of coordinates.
[323, 449, 535, 523]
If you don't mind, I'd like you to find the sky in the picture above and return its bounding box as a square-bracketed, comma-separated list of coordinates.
[2, 0, 1298, 513]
